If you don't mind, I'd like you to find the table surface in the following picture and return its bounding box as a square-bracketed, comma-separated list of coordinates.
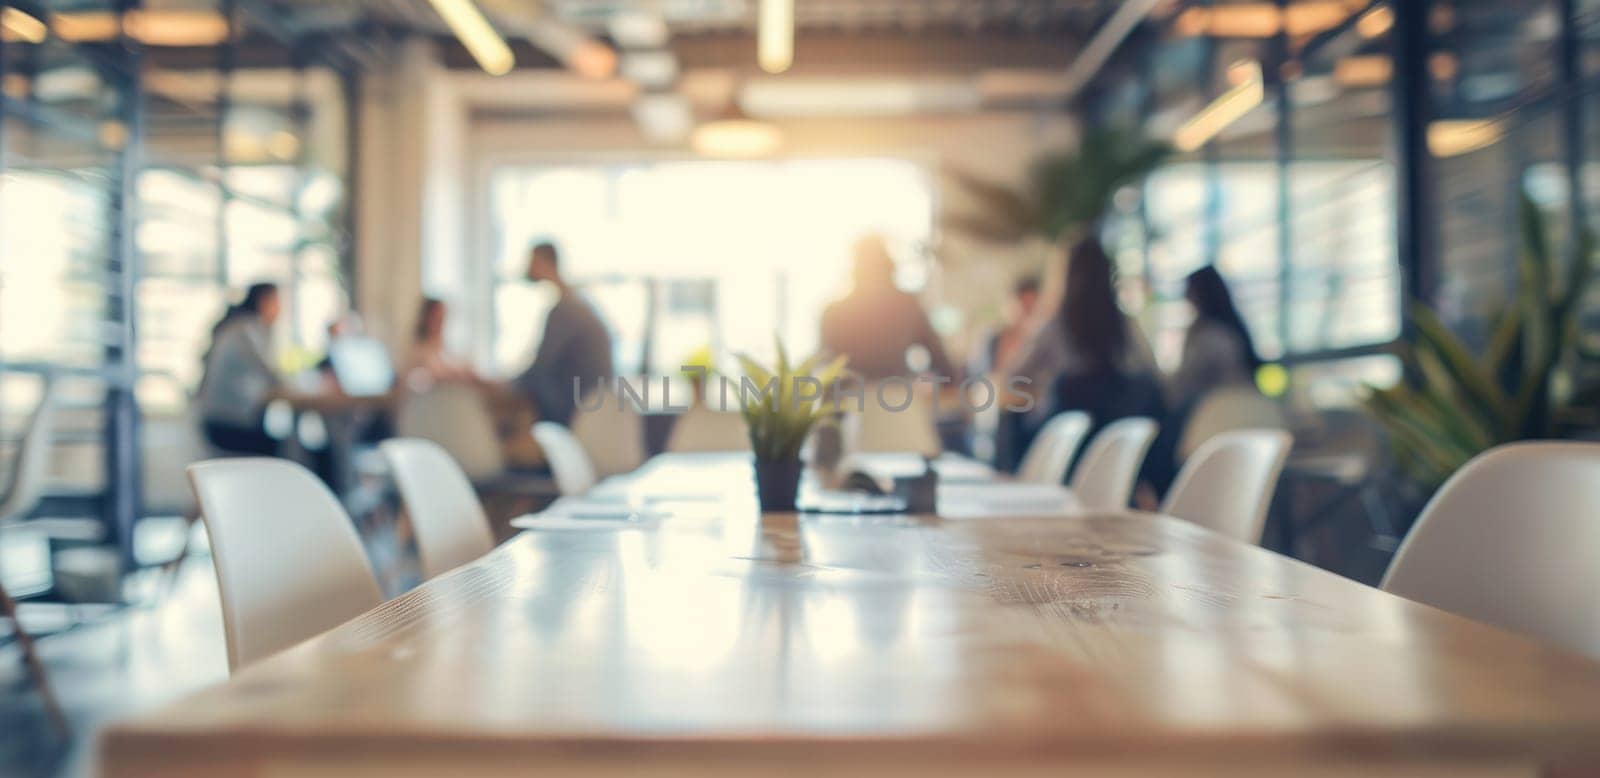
[103, 455, 1600, 775]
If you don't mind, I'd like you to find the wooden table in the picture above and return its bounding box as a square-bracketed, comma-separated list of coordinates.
[102, 456, 1600, 777]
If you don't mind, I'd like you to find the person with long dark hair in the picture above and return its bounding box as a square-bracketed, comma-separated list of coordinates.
[196, 283, 285, 456]
[1171, 265, 1261, 399]
[1007, 238, 1158, 428]
[403, 297, 476, 384]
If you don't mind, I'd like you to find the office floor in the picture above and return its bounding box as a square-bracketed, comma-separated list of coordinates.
[1, 557, 227, 778]
[1, 508, 419, 778]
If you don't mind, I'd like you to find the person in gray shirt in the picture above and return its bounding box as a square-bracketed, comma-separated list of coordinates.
[510, 242, 614, 425]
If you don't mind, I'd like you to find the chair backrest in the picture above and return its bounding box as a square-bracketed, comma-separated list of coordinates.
[1161, 429, 1293, 544]
[0, 375, 57, 523]
[1381, 442, 1600, 659]
[395, 382, 504, 482]
[1069, 417, 1158, 511]
[187, 458, 383, 673]
[666, 406, 751, 453]
[379, 438, 495, 580]
[532, 422, 597, 496]
[570, 391, 646, 478]
[848, 382, 942, 455]
[1017, 411, 1092, 485]
[1177, 385, 1289, 462]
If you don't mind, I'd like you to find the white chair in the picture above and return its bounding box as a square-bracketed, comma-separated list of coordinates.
[571, 390, 646, 478]
[396, 382, 505, 482]
[1017, 411, 1091, 485]
[187, 458, 383, 672]
[1177, 385, 1290, 462]
[379, 438, 496, 580]
[0, 380, 57, 529]
[1382, 442, 1600, 659]
[1162, 429, 1293, 544]
[1069, 417, 1158, 510]
[532, 422, 597, 496]
[666, 406, 751, 453]
[848, 382, 942, 455]
[0, 377, 67, 734]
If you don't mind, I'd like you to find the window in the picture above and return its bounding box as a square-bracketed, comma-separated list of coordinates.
[485, 158, 935, 376]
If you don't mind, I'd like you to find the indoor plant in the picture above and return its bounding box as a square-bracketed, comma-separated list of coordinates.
[735, 338, 848, 511]
[1365, 191, 1598, 492]
[941, 127, 1172, 244]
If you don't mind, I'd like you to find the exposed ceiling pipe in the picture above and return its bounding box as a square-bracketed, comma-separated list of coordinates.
[1060, 0, 1164, 98]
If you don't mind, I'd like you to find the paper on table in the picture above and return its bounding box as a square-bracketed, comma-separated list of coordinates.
[511, 497, 668, 531]
[842, 453, 995, 484]
[937, 482, 1082, 519]
[511, 514, 663, 531]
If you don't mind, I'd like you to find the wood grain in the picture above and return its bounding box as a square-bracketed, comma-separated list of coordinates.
[101, 458, 1600, 776]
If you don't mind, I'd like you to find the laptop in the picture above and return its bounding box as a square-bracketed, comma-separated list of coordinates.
[326, 336, 397, 397]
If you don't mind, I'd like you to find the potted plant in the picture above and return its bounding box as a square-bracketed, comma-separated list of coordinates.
[1365, 191, 1598, 494]
[735, 338, 848, 512]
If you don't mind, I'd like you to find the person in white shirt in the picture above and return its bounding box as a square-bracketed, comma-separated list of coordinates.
[196, 283, 284, 455]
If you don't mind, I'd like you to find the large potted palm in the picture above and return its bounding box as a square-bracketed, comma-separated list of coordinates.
[941, 127, 1172, 245]
[1365, 192, 1599, 493]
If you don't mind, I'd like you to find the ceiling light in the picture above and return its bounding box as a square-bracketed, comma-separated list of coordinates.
[49, 12, 117, 42]
[1333, 55, 1392, 87]
[1172, 2, 1351, 38]
[50, 10, 229, 46]
[425, 0, 515, 75]
[2, 7, 47, 43]
[1174, 60, 1263, 151]
[1429, 53, 1458, 81]
[1428, 120, 1501, 158]
[758, 0, 794, 74]
[1356, 6, 1394, 38]
[125, 10, 229, 46]
[691, 98, 782, 158]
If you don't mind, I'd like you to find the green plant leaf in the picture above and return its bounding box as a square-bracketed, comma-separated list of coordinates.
[1410, 304, 1509, 425]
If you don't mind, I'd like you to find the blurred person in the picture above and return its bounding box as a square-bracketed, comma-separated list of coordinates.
[1170, 265, 1262, 399]
[1008, 238, 1162, 442]
[973, 273, 1042, 376]
[404, 297, 477, 384]
[508, 241, 613, 426]
[820, 235, 956, 381]
[196, 283, 285, 456]
[1146, 266, 1267, 495]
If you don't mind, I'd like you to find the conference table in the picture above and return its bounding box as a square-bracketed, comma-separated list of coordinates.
[103, 454, 1600, 776]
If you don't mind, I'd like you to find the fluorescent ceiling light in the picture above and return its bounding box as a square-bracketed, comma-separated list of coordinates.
[1428, 120, 1501, 158]
[740, 77, 980, 117]
[50, 10, 228, 46]
[425, 0, 515, 76]
[2, 8, 47, 43]
[1173, 2, 1352, 38]
[1356, 6, 1394, 38]
[1173, 60, 1263, 151]
[126, 10, 229, 46]
[1333, 55, 1392, 87]
[758, 0, 793, 74]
